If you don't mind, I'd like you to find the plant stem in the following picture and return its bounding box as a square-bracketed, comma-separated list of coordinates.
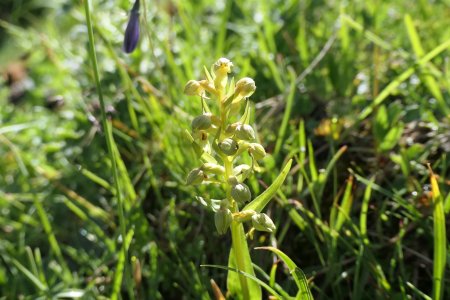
[230, 221, 251, 300]
[83, 1, 132, 299]
[223, 155, 250, 300]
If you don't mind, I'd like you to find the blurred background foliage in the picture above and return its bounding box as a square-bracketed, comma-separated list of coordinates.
[0, 0, 449, 299]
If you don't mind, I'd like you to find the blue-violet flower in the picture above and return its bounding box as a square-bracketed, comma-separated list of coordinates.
[123, 0, 140, 53]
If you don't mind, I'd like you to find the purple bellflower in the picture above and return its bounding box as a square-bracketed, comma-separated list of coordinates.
[123, 0, 140, 53]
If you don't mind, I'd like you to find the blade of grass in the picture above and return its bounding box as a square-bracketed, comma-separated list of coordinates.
[331, 175, 353, 232]
[252, 264, 292, 299]
[357, 38, 450, 121]
[404, 14, 449, 115]
[33, 196, 72, 282]
[111, 229, 135, 300]
[428, 165, 446, 300]
[243, 159, 292, 213]
[8, 257, 47, 292]
[203, 264, 282, 299]
[296, 0, 310, 67]
[353, 179, 373, 298]
[25, 247, 39, 282]
[297, 119, 306, 194]
[406, 282, 432, 300]
[83, 1, 132, 298]
[256, 247, 313, 300]
[316, 145, 348, 201]
[274, 68, 296, 158]
[444, 192, 450, 214]
[33, 248, 48, 289]
[61, 197, 115, 252]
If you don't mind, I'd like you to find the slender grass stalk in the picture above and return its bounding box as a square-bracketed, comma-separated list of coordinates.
[429, 166, 446, 300]
[33, 197, 72, 282]
[273, 68, 296, 159]
[82, 1, 132, 298]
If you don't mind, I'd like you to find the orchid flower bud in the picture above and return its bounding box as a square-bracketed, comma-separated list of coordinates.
[184, 80, 204, 96]
[201, 163, 225, 176]
[233, 164, 251, 176]
[235, 124, 255, 141]
[199, 80, 218, 96]
[215, 208, 233, 235]
[252, 213, 276, 233]
[186, 168, 206, 185]
[219, 138, 238, 156]
[227, 176, 239, 186]
[213, 58, 233, 93]
[233, 210, 256, 223]
[234, 77, 256, 98]
[123, 0, 140, 54]
[249, 143, 266, 160]
[191, 114, 212, 131]
[231, 182, 251, 204]
[213, 57, 233, 77]
[225, 123, 239, 135]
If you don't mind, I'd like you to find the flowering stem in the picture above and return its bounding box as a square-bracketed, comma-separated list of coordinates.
[223, 147, 250, 300]
[83, 1, 133, 299]
[230, 222, 251, 300]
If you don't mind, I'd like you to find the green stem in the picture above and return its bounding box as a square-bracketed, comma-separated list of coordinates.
[83, 1, 133, 299]
[230, 222, 250, 300]
[223, 156, 250, 300]
[217, 70, 251, 300]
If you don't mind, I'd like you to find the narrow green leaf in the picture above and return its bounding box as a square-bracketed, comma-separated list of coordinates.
[111, 229, 135, 300]
[316, 145, 348, 200]
[373, 105, 388, 141]
[444, 192, 450, 214]
[228, 223, 261, 300]
[404, 14, 449, 115]
[33, 197, 72, 282]
[204, 264, 282, 299]
[297, 119, 306, 194]
[252, 264, 292, 299]
[406, 282, 432, 300]
[243, 159, 292, 213]
[429, 166, 446, 300]
[204, 65, 213, 82]
[357, 38, 450, 121]
[292, 268, 313, 300]
[256, 247, 313, 300]
[9, 257, 47, 291]
[274, 69, 296, 157]
[360, 178, 374, 243]
[307, 141, 318, 181]
[332, 176, 354, 232]
[379, 124, 403, 151]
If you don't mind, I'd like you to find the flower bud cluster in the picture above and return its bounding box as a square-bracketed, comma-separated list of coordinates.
[183, 58, 275, 235]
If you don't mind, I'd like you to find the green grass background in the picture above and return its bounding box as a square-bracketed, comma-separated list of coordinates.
[0, 0, 449, 299]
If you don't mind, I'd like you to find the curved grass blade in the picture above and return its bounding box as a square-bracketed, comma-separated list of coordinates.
[429, 166, 446, 300]
[8, 257, 47, 291]
[406, 282, 432, 300]
[252, 263, 293, 299]
[357, 38, 450, 121]
[256, 247, 313, 300]
[243, 159, 292, 213]
[201, 264, 282, 299]
[111, 229, 135, 300]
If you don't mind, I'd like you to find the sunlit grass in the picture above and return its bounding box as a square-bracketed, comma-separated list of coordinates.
[0, 0, 449, 299]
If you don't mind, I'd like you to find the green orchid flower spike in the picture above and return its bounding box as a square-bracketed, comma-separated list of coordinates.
[183, 58, 292, 299]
